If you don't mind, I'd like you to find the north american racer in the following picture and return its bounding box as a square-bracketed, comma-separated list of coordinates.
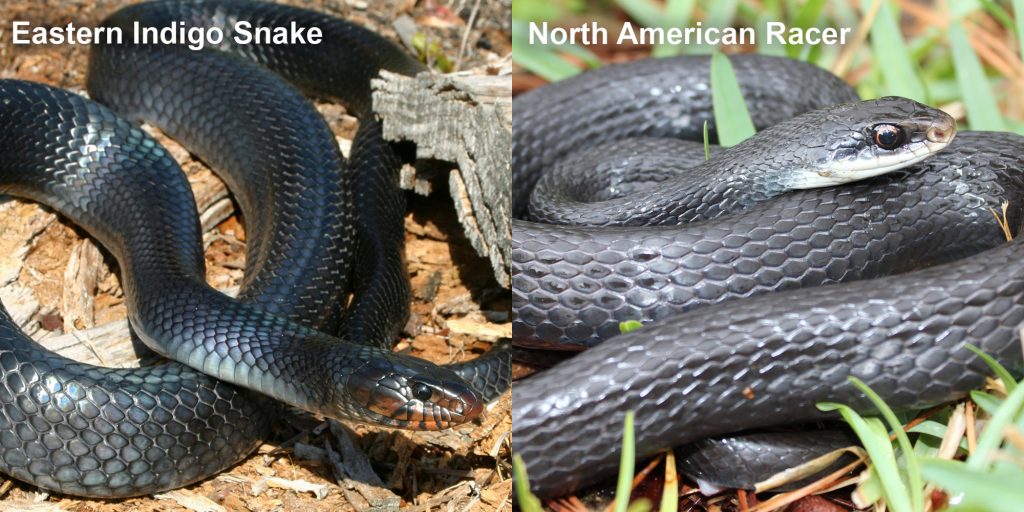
[512, 55, 1024, 497]
[0, 0, 509, 498]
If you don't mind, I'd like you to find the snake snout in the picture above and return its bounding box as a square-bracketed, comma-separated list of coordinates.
[448, 385, 485, 422]
[926, 115, 956, 144]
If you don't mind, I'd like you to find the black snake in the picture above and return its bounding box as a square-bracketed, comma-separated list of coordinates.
[0, 0, 509, 498]
[512, 55, 1024, 498]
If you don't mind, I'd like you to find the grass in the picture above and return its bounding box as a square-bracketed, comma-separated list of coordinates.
[512, 0, 1024, 131]
[514, 346, 1024, 511]
[823, 344, 1024, 512]
[612, 411, 641, 512]
[513, 412, 652, 512]
[709, 52, 756, 146]
[819, 380, 924, 512]
[513, 454, 543, 512]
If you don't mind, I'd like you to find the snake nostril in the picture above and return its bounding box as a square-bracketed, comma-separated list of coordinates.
[927, 126, 949, 143]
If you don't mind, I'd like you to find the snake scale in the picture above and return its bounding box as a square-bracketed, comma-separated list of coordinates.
[512, 55, 1024, 498]
[0, 0, 509, 498]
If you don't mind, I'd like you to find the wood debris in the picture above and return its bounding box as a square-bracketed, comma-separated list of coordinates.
[250, 477, 330, 500]
[153, 490, 227, 512]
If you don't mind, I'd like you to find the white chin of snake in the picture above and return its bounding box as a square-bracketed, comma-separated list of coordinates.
[791, 139, 954, 189]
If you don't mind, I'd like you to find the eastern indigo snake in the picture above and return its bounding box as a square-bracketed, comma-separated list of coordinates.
[512, 55, 1024, 498]
[0, 0, 509, 498]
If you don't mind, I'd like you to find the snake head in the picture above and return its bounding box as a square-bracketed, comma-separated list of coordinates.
[760, 96, 957, 189]
[326, 346, 484, 430]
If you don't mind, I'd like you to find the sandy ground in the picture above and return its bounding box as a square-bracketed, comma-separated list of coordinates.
[0, 0, 511, 510]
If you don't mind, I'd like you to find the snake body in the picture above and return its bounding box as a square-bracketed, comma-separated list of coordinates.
[514, 131, 1021, 349]
[512, 55, 860, 218]
[512, 55, 1024, 498]
[0, 0, 507, 497]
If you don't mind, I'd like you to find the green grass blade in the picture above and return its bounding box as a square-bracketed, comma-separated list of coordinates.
[755, 22, 785, 56]
[735, 1, 764, 24]
[948, 21, 1006, 131]
[1015, 0, 1024, 61]
[971, 390, 1005, 415]
[510, 21, 585, 81]
[830, 0, 861, 35]
[865, 0, 928, 102]
[513, 454, 544, 512]
[786, 0, 827, 59]
[1010, 119, 1024, 135]
[510, 45, 580, 82]
[908, 31, 942, 64]
[818, 402, 914, 512]
[802, 42, 824, 66]
[790, 0, 831, 30]
[614, 411, 637, 512]
[557, 43, 603, 68]
[703, 120, 710, 160]
[948, 0, 983, 18]
[754, 7, 786, 56]
[664, 0, 696, 26]
[906, 420, 949, 440]
[692, 0, 740, 52]
[921, 459, 1024, 512]
[965, 344, 1018, 393]
[968, 372, 1024, 470]
[510, 0, 564, 21]
[760, 0, 784, 20]
[848, 377, 924, 512]
[908, 420, 969, 452]
[925, 78, 963, 104]
[653, 0, 696, 56]
[978, 0, 1015, 32]
[704, 0, 740, 28]
[626, 499, 653, 512]
[911, 434, 940, 459]
[614, 0, 664, 28]
[710, 53, 756, 146]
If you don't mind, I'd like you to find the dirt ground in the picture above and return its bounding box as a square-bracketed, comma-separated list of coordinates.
[0, 0, 511, 510]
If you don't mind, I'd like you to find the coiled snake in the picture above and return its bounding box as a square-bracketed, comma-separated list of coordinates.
[0, 0, 509, 498]
[512, 55, 1024, 498]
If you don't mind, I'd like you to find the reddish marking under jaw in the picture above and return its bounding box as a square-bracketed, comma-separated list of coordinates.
[369, 394, 404, 417]
[364, 386, 483, 429]
[406, 407, 424, 423]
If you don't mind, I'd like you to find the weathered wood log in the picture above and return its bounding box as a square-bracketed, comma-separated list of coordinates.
[372, 65, 511, 289]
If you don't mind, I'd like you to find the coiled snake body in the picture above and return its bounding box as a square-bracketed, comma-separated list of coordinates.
[0, 0, 508, 497]
[512, 56, 1024, 497]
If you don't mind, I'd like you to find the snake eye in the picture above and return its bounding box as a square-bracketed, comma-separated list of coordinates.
[412, 382, 433, 401]
[872, 124, 905, 150]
